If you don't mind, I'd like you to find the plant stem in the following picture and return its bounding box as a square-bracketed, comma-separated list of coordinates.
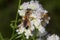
[10, 0, 21, 40]
[32, 36, 35, 40]
[9, 34, 18, 40]
[15, 0, 21, 29]
[23, 34, 25, 40]
[0, 33, 4, 40]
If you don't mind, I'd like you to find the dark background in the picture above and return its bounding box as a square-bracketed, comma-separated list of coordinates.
[0, 0, 60, 39]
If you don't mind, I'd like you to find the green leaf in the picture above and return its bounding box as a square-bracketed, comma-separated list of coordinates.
[15, 35, 22, 39]
[0, 33, 4, 40]
[10, 23, 15, 29]
[9, 34, 18, 40]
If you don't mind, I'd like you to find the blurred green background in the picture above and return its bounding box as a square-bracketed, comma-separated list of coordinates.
[0, 0, 60, 39]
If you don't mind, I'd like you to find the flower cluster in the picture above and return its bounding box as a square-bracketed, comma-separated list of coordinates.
[16, 0, 50, 39]
[47, 34, 60, 40]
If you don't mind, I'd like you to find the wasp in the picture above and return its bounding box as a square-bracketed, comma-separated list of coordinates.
[22, 9, 33, 29]
[41, 13, 50, 26]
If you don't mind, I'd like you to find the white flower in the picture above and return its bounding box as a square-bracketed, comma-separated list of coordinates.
[29, 21, 35, 31]
[16, 23, 34, 39]
[38, 25, 45, 33]
[16, 26, 25, 34]
[33, 9, 48, 19]
[28, 2, 36, 10]
[19, 0, 42, 10]
[17, 0, 50, 39]
[28, 1, 37, 10]
[25, 29, 33, 39]
[44, 10, 48, 14]
[18, 10, 25, 16]
[20, 2, 29, 9]
[31, 19, 41, 28]
[47, 34, 60, 40]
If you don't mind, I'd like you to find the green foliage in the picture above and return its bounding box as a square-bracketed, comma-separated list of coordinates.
[0, 33, 4, 40]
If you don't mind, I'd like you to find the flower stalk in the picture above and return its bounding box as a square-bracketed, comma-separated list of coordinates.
[10, 0, 21, 40]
